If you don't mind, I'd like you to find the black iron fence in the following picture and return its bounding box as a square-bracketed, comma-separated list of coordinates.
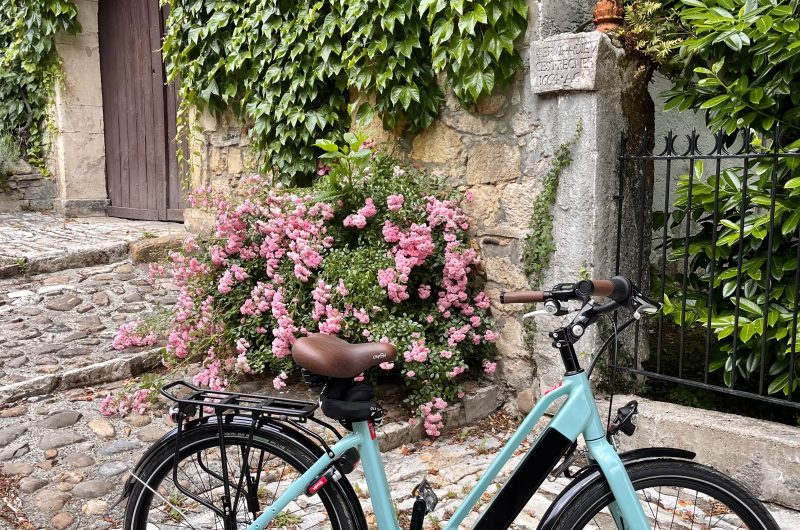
[613, 127, 800, 410]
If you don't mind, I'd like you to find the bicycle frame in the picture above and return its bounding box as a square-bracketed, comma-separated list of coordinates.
[244, 370, 651, 530]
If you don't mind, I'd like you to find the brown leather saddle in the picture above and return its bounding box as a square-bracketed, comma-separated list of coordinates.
[292, 333, 397, 379]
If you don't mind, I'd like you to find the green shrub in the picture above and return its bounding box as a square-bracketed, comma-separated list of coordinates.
[138, 134, 497, 410]
[0, 133, 20, 181]
[626, 0, 800, 395]
[661, 0, 800, 135]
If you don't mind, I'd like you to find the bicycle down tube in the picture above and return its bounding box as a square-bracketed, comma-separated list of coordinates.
[243, 370, 652, 530]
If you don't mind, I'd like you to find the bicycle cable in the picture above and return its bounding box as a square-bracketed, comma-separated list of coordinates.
[586, 315, 637, 378]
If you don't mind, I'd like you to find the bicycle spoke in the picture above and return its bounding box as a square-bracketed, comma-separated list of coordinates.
[133, 435, 340, 530]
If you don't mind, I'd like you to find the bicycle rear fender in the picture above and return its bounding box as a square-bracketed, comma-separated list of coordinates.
[117, 414, 368, 530]
[536, 447, 696, 530]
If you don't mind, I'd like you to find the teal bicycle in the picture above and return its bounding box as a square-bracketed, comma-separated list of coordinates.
[121, 276, 780, 529]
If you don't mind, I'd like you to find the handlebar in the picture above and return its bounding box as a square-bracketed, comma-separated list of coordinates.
[500, 277, 633, 306]
[500, 290, 545, 304]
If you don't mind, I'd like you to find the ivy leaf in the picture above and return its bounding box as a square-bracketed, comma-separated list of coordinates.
[432, 19, 454, 46]
[459, 9, 485, 35]
[464, 68, 494, 100]
[354, 102, 375, 125]
[200, 79, 219, 102]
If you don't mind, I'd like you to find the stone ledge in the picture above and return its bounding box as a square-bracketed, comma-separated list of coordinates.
[0, 349, 162, 404]
[0, 242, 130, 279]
[599, 394, 800, 509]
[53, 199, 109, 217]
[377, 384, 500, 452]
[130, 236, 185, 264]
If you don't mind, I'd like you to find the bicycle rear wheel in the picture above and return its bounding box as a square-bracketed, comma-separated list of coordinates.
[550, 459, 779, 530]
[123, 424, 363, 530]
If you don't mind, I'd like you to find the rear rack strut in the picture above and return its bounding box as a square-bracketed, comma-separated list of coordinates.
[159, 380, 343, 529]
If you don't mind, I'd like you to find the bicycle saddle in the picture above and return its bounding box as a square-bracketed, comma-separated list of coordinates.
[291, 333, 397, 378]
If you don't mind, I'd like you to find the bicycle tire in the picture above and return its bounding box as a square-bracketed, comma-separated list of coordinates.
[124, 423, 363, 530]
[549, 459, 780, 530]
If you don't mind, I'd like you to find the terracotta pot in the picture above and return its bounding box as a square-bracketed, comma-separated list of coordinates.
[594, 0, 624, 33]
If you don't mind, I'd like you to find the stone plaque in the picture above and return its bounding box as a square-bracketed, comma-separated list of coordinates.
[530, 32, 602, 94]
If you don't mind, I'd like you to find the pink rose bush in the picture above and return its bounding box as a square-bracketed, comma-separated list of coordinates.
[116, 136, 497, 420]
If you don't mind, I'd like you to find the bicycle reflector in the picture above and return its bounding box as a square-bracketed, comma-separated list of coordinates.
[608, 400, 638, 437]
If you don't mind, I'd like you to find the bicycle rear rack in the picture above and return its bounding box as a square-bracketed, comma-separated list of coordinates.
[161, 380, 319, 419]
[159, 380, 343, 530]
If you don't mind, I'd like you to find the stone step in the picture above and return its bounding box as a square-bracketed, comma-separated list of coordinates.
[0, 212, 187, 279]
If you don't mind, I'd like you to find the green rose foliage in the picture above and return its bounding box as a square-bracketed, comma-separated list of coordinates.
[161, 0, 527, 184]
[0, 0, 81, 167]
[165, 135, 497, 407]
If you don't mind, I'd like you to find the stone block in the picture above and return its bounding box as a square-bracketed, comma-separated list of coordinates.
[242, 147, 260, 173]
[530, 32, 603, 94]
[56, 104, 104, 135]
[466, 142, 521, 185]
[130, 236, 185, 264]
[411, 122, 463, 164]
[606, 394, 800, 508]
[461, 184, 501, 231]
[210, 129, 242, 147]
[6, 159, 34, 175]
[500, 177, 543, 229]
[377, 422, 411, 452]
[464, 385, 499, 422]
[53, 198, 109, 217]
[516, 388, 536, 416]
[476, 95, 507, 115]
[57, 132, 106, 200]
[442, 403, 466, 428]
[227, 146, 243, 175]
[440, 110, 499, 136]
[184, 208, 215, 235]
[209, 148, 227, 175]
[75, 0, 99, 33]
[54, 34, 103, 107]
[483, 256, 527, 290]
[198, 109, 218, 132]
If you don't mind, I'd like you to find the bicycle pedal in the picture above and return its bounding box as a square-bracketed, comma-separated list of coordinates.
[409, 479, 438, 530]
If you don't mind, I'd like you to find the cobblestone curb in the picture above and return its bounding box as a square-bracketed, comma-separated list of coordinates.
[0, 243, 130, 280]
[0, 348, 161, 404]
[601, 394, 800, 510]
[0, 212, 187, 280]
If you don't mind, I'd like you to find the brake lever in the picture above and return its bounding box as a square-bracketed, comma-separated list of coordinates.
[523, 306, 579, 320]
[633, 303, 660, 320]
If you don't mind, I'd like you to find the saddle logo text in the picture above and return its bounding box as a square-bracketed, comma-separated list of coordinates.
[372, 352, 387, 360]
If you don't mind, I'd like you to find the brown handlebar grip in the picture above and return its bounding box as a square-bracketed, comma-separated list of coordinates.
[592, 280, 616, 297]
[500, 290, 545, 304]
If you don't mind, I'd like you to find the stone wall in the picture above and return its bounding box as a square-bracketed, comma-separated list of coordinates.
[183, 111, 254, 233]
[179, 0, 653, 403]
[400, 32, 652, 400]
[49, 0, 108, 216]
[0, 161, 58, 212]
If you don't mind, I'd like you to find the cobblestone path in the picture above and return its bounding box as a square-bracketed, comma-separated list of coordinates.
[1, 390, 798, 530]
[0, 262, 175, 397]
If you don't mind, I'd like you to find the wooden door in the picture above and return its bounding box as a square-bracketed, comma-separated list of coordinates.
[99, 0, 184, 222]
